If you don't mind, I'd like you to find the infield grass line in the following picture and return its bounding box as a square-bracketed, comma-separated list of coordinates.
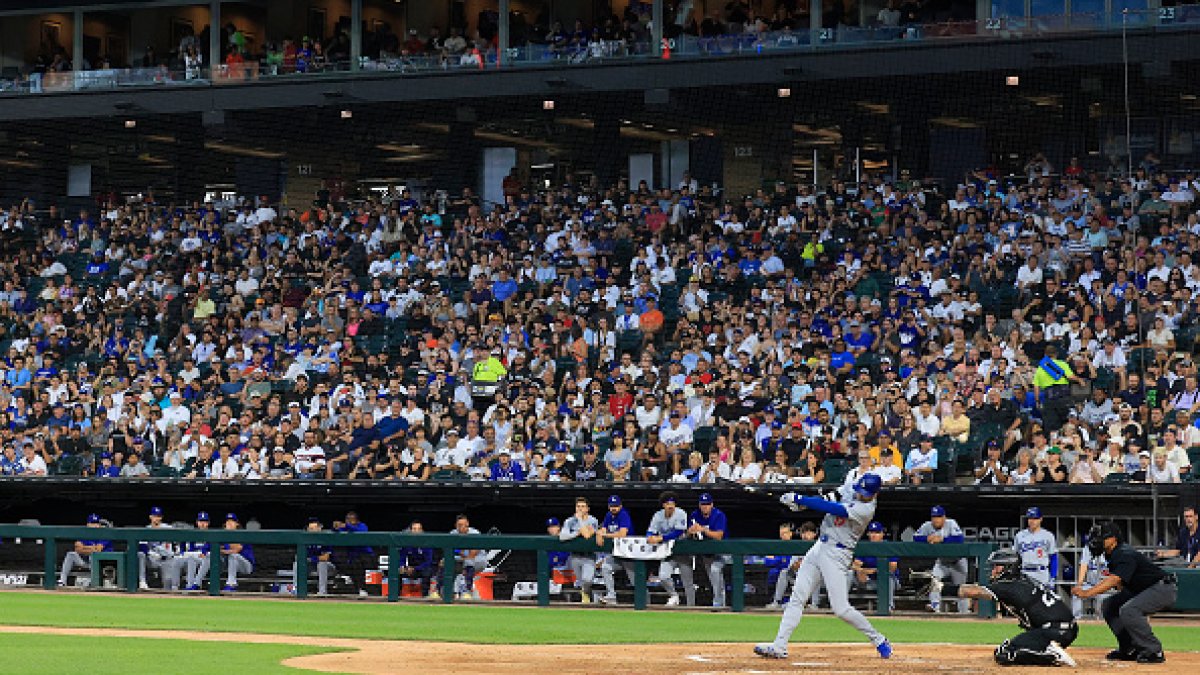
[0, 633, 346, 675]
[1, 592, 1197, 652]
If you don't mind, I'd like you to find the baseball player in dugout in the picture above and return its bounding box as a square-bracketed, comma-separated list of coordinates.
[1014, 507, 1058, 587]
[646, 491, 693, 607]
[596, 494, 635, 605]
[755, 473, 892, 661]
[557, 497, 599, 603]
[1073, 522, 1176, 664]
[915, 505, 970, 613]
[688, 492, 730, 608]
[939, 548, 1078, 667]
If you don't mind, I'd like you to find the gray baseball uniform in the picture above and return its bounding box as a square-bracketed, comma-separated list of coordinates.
[647, 507, 693, 606]
[1013, 526, 1058, 587]
[915, 517, 970, 613]
[559, 514, 600, 598]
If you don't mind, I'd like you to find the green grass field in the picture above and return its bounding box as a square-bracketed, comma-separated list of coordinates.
[0, 633, 338, 675]
[2, 592, 1198, 651]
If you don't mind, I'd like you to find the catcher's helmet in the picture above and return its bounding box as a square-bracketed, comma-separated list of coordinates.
[987, 547, 1022, 582]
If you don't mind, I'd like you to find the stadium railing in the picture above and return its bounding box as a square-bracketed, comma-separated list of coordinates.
[0, 524, 996, 617]
[2, 9, 1195, 98]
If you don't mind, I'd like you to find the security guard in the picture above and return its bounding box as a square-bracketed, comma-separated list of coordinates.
[1032, 345, 1082, 433]
[1073, 522, 1176, 664]
[472, 347, 507, 383]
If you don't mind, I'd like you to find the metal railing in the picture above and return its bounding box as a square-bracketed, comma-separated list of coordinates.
[0, 9, 1194, 98]
[0, 524, 995, 616]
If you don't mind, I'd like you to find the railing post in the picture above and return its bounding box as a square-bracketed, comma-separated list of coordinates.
[977, 545, 996, 618]
[731, 555, 745, 612]
[208, 544, 222, 595]
[876, 561, 891, 616]
[387, 545, 400, 602]
[536, 549, 550, 606]
[294, 545, 308, 599]
[43, 537, 56, 590]
[441, 547, 456, 603]
[633, 560, 647, 610]
[124, 536, 139, 592]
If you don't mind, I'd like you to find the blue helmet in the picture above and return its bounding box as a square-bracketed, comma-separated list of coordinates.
[853, 473, 882, 498]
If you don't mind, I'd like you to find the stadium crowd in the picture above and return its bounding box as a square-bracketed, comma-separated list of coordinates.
[0, 150, 1198, 487]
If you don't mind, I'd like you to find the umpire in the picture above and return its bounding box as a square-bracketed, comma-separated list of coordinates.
[1032, 345, 1082, 432]
[1073, 522, 1176, 664]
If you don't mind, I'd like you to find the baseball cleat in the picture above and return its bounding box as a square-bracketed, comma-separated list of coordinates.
[877, 640, 893, 659]
[924, 603, 939, 613]
[138, 581, 150, 591]
[754, 643, 788, 659]
[1046, 641, 1075, 667]
[600, 594, 617, 605]
[1105, 649, 1138, 662]
[184, 584, 199, 592]
[221, 584, 238, 592]
[1136, 652, 1165, 664]
[665, 595, 680, 606]
[765, 601, 782, 610]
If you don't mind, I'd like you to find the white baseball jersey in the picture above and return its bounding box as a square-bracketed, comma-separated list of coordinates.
[1014, 527, 1057, 581]
[560, 514, 600, 559]
[915, 518, 965, 565]
[813, 493, 876, 567]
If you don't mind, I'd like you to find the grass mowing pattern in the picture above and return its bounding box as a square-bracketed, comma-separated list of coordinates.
[1, 593, 1197, 652]
[0, 633, 341, 675]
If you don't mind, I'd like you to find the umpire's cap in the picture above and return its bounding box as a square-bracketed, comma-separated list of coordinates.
[853, 473, 882, 498]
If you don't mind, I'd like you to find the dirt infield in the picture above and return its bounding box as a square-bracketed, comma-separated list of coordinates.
[0, 626, 1196, 674]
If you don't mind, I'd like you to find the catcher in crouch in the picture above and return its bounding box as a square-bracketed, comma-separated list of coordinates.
[933, 548, 1077, 667]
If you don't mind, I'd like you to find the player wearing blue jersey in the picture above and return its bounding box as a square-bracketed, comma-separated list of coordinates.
[851, 521, 899, 611]
[182, 511, 212, 591]
[294, 518, 337, 596]
[1014, 507, 1058, 587]
[193, 513, 254, 592]
[58, 513, 111, 587]
[916, 505, 970, 614]
[646, 491, 693, 606]
[688, 492, 730, 607]
[596, 494, 635, 605]
[399, 520, 437, 597]
[756, 474, 892, 660]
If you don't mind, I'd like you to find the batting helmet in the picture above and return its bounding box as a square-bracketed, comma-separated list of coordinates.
[987, 547, 1022, 582]
[853, 473, 882, 498]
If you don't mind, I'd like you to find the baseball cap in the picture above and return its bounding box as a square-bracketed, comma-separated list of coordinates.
[1025, 506, 1043, 519]
[867, 521, 884, 533]
[225, 512, 239, 522]
[698, 493, 714, 505]
[608, 495, 622, 507]
[931, 506, 946, 517]
[920, 434, 933, 443]
[546, 517, 560, 528]
[149, 506, 163, 517]
[197, 511, 210, 522]
[86, 513, 101, 524]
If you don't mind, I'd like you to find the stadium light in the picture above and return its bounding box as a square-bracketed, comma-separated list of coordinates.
[340, 110, 353, 119]
[542, 100, 555, 111]
[1005, 76, 1019, 87]
[777, 88, 792, 98]
[124, 120, 137, 129]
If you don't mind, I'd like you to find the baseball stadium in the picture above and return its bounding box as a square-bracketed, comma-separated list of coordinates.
[2, 0, 1200, 673]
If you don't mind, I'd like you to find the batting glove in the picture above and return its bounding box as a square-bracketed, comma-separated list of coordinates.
[779, 492, 800, 511]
